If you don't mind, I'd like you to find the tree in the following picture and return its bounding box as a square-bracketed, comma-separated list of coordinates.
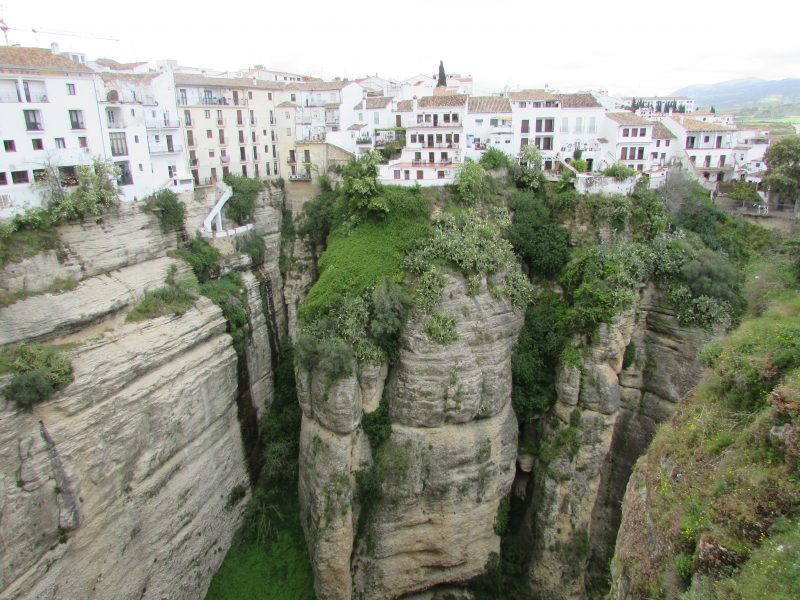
[341, 152, 384, 214]
[710, 106, 716, 114]
[520, 144, 543, 171]
[764, 134, 800, 211]
[437, 60, 446, 88]
[455, 159, 486, 204]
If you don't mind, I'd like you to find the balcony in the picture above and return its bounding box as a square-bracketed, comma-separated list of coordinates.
[287, 156, 297, 164]
[146, 119, 181, 129]
[355, 137, 372, 145]
[216, 118, 227, 127]
[148, 143, 184, 154]
[107, 120, 127, 129]
[289, 172, 312, 181]
[190, 158, 199, 166]
[184, 117, 193, 127]
[413, 142, 460, 150]
[412, 120, 462, 129]
[411, 159, 454, 166]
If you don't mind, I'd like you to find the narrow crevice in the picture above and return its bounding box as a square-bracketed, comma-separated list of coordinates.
[39, 420, 80, 532]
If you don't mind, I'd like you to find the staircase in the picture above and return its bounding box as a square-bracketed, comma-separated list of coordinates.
[200, 180, 255, 239]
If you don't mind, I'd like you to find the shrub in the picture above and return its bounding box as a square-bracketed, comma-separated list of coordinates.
[126, 278, 197, 322]
[235, 231, 266, 266]
[424, 311, 459, 344]
[199, 273, 248, 358]
[48, 159, 121, 223]
[603, 163, 636, 180]
[144, 189, 186, 233]
[225, 484, 248, 510]
[341, 153, 384, 216]
[362, 397, 392, 453]
[295, 334, 354, 379]
[369, 277, 410, 361]
[0, 343, 73, 410]
[506, 191, 571, 279]
[223, 174, 263, 225]
[296, 189, 336, 254]
[176, 234, 221, 282]
[480, 147, 512, 170]
[571, 159, 588, 173]
[622, 341, 636, 369]
[455, 159, 487, 205]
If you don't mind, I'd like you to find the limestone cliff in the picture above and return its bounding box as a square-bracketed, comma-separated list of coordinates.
[297, 272, 524, 599]
[524, 285, 711, 599]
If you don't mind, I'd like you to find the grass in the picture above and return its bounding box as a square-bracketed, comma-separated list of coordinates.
[0, 343, 73, 410]
[0, 226, 61, 267]
[0, 276, 78, 308]
[125, 282, 197, 322]
[298, 187, 431, 325]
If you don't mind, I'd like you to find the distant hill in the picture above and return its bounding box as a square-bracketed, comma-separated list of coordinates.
[671, 78, 800, 110]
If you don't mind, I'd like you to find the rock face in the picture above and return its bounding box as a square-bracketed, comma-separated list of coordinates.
[526, 285, 710, 599]
[0, 300, 249, 600]
[298, 273, 524, 599]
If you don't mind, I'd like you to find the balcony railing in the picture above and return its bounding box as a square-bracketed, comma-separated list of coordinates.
[0, 93, 20, 103]
[25, 93, 48, 103]
[146, 119, 181, 129]
[413, 120, 462, 128]
[287, 156, 296, 164]
[148, 144, 184, 154]
[355, 137, 372, 145]
[184, 117, 193, 127]
[216, 118, 226, 127]
[411, 159, 454, 166]
[289, 172, 312, 181]
[190, 158, 199, 166]
[413, 142, 460, 149]
[107, 120, 126, 129]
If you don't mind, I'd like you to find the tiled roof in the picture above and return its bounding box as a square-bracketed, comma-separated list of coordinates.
[651, 122, 676, 139]
[418, 94, 468, 108]
[606, 112, 652, 126]
[0, 46, 93, 73]
[324, 103, 340, 109]
[508, 89, 558, 101]
[94, 58, 148, 70]
[99, 72, 161, 84]
[348, 123, 366, 131]
[395, 99, 413, 112]
[468, 96, 511, 113]
[173, 73, 285, 90]
[554, 93, 601, 108]
[353, 96, 392, 110]
[285, 81, 352, 91]
[276, 101, 299, 108]
[669, 116, 734, 132]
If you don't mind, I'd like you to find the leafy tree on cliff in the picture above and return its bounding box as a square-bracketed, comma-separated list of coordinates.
[764, 134, 800, 211]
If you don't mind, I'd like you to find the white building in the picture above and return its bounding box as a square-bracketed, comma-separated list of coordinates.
[627, 95, 696, 116]
[173, 73, 283, 185]
[662, 115, 737, 185]
[732, 129, 770, 181]
[464, 96, 513, 161]
[379, 94, 467, 185]
[0, 47, 106, 218]
[552, 93, 607, 172]
[278, 81, 364, 149]
[600, 112, 655, 172]
[352, 95, 394, 151]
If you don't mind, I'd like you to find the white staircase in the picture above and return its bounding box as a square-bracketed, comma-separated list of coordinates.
[200, 180, 255, 238]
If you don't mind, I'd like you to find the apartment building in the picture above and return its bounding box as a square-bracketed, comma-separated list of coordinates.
[464, 96, 513, 161]
[352, 95, 394, 151]
[509, 90, 564, 170]
[378, 95, 467, 185]
[601, 112, 655, 172]
[649, 122, 678, 168]
[663, 115, 736, 184]
[628, 95, 696, 117]
[0, 47, 106, 218]
[552, 93, 606, 171]
[174, 74, 283, 185]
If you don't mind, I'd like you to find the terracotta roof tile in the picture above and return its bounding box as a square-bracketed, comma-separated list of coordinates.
[468, 96, 511, 113]
[554, 93, 602, 108]
[606, 112, 652, 126]
[276, 101, 299, 108]
[508, 89, 558, 101]
[285, 81, 353, 91]
[173, 73, 285, 90]
[348, 123, 366, 131]
[94, 58, 148, 70]
[99, 72, 161, 84]
[418, 94, 468, 108]
[395, 99, 413, 112]
[0, 46, 92, 73]
[353, 96, 392, 110]
[668, 116, 734, 132]
[651, 122, 676, 139]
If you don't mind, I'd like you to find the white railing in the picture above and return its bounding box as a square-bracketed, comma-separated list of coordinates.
[202, 180, 232, 235]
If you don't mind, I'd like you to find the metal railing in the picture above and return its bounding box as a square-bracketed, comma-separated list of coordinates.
[411, 159, 454, 166]
[288, 172, 312, 181]
[146, 119, 181, 129]
[107, 120, 127, 129]
[149, 144, 184, 154]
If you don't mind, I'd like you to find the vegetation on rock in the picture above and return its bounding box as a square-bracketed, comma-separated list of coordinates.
[0, 343, 73, 410]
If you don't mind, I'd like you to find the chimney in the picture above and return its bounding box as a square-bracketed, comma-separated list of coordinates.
[50, 42, 60, 53]
[412, 96, 418, 112]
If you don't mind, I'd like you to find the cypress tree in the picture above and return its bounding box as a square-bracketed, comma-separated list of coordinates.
[437, 60, 446, 87]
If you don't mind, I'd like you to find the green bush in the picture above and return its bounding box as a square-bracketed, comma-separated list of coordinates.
[361, 397, 392, 453]
[455, 159, 487, 205]
[223, 174, 263, 225]
[225, 484, 248, 510]
[144, 189, 186, 233]
[506, 191, 571, 279]
[199, 273, 248, 358]
[571, 159, 588, 173]
[296, 189, 336, 254]
[622, 341, 636, 369]
[126, 280, 196, 322]
[295, 334, 354, 379]
[176, 234, 221, 282]
[424, 311, 459, 344]
[480, 147, 512, 170]
[603, 163, 636, 180]
[236, 232, 266, 266]
[0, 343, 73, 410]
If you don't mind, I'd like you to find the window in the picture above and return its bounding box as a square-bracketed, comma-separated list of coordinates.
[438, 170, 445, 179]
[33, 169, 46, 182]
[206, 129, 212, 139]
[394, 170, 401, 180]
[704, 136, 710, 143]
[303, 150, 311, 163]
[290, 93, 296, 102]
[665, 140, 670, 147]
[574, 117, 583, 133]
[521, 120, 529, 134]
[68, 109, 84, 129]
[11, 171, 29, 184]
[209, 150, 215, 157]
[622, 128, 629, 137]
[219, 130, 225, 144]
[3, 140, 15, 152]
[416, 170, 423, 180]
[242, 165, 247, 177]
[535, 136, 553, 150]
[272, 145, 277, 158]
[238, 130, 245, 144]
[631, 128, 638, 137]
[131, 109, 135, 116]
[620, 147, 628, 160]
[134, 135, 139, 143]
[79, 136, 88, 148]
[588, 117, 596, 134]
[637, 147, 644, 160]
[374, 112, 379, 125]
[55, 138, 66, 149]
[240, 146, 246, 161]
[268, 93, 272, 101]
[251, 131, 256, 142]
[561, 117, 569, 133]
[24, 109, 43, 131]
[0, 173, 6, 185]
[66, 83, 76, 95]
[32, 138, 43, 150]
[248, 91, 253, 100]
[253, 146, 258, 160]
[656, 139, 661, 147]
[109, 132, 128, 156]
[520, 138, 528, 147]
[286, 128, 292, 136]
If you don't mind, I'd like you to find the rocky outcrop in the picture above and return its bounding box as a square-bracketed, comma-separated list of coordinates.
[526, 285, 711, 599]
[0, 299, 249, 599]
[298, 272, 524, 599]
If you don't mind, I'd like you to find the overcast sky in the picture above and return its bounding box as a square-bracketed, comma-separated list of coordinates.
[3, 0, 798, 96]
